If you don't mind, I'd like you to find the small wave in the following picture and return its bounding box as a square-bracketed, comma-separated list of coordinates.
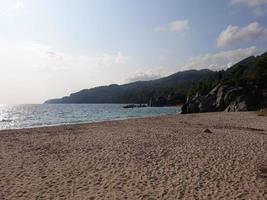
[0, 119, 13, 123]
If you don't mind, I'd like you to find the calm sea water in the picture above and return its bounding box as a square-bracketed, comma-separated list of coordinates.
[0, 104, 180, 130]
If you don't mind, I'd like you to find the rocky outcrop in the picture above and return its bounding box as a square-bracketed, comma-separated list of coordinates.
[148, 93, 187, 107]
[181, 84, 267, 114]
[224, 96, 248, 112]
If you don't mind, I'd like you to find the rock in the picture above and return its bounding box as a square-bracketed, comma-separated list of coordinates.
[215, 85, 229, 110]
[187, 102, 200, 113]
[223, 87, 244, 106]
[261, 89, 267, 108]
[210, 84, 221, 95]
[236, 100, 248, 111]
[181, 98, 200, 114]
[181, 91, 216, 114]
[198, 94, 216, 112]
[181, 51, 267, 114]
[204, 129, 212, 133]
[123, 104, 137, 108]
[258, 166, 267, 178]
[225, 96, 248, 112]
[181, 83, 266, 114]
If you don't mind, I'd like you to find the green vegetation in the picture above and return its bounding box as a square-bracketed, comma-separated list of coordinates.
[188, 53, 267, 97]
[45, 52, 267, 107]
[45, 69, 215, 106]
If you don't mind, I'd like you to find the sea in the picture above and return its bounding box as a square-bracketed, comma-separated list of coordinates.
[0, 104, 180, 130]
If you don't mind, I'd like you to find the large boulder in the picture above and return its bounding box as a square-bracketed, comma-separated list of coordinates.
[261, 89, 267, 108]
[223, 87, 244, 106]
[224, 96, 248, 112]
[198, 94, 216, 112]
[181, 93, 201, 113]
[181, 101, 200, 114]
[181, 93, 216, 114]
[215, 85, 229, 110]
[181, 83, 267, 114]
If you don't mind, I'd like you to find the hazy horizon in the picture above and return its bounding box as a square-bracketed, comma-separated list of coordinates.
[1, 0, 267, 104]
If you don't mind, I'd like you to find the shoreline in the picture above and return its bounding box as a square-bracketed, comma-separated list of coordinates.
[0, 112, 266, 199]
[0, 110, 255, 132]
[0, 105, 180, 131]
[0, 110, 259, 132]
[0, 113, 178, 132]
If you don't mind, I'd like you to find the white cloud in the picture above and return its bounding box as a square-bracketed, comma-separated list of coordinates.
[169, 20, 189, 33]
[16, 0, 24, 8]
[178, 47, 257, 71]
[230, 0, 267, 6]
[126, 47, 257, 83]
[217, 22, 267, 48]
[127, 70, 162, 82]
[0, 0, 25, 16]
[155, 20, 189, 33]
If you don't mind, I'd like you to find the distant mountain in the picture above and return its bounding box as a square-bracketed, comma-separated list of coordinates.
[45, 69, 216, 105]
[45, 52, 267, 108]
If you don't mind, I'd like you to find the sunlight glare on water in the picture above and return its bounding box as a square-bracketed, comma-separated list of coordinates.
[0, 104, 180, 130]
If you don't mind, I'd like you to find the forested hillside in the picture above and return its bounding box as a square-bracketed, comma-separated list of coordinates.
[181, 52, 267, 113]
[46, 52, 267, 110]
[45, 69, 215, 106]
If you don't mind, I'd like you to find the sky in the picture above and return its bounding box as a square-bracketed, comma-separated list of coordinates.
[0, 0, 267, 104]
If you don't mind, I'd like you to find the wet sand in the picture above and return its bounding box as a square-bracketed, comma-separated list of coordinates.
[0, 112, 266, 199]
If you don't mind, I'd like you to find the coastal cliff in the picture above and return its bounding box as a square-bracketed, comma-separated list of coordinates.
[181, 52, 267, 114]
[181, 83, 267, 113]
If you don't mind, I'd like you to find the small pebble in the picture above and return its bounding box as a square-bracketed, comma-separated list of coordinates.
[204, 129, 212, 133]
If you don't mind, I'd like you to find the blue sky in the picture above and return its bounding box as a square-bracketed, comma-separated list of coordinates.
[0, 0, 267, 103]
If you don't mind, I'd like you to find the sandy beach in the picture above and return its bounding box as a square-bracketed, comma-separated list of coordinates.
[0, 112, 266, 199]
